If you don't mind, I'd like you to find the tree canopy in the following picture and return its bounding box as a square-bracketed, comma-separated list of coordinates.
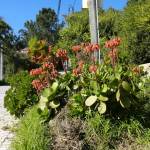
[20, 8, 61, 45]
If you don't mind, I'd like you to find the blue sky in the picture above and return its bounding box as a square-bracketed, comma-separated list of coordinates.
[0, 0, 127, 34]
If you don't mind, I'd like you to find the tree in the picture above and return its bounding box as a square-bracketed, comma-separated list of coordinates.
[0, 18, 26, 77]
[20, 8, 61, 45]
[99, 8, 120, 39]
[54, 9, 90, 52]
[117, 0, 150, 64]
[127, 0, 146, 6]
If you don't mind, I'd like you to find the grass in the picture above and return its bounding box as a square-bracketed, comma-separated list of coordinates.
[11, 106, 51, 150]
[83, 113, 150, 150]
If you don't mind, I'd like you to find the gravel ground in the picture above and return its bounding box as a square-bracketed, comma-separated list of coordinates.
[0, 86, 18, 150]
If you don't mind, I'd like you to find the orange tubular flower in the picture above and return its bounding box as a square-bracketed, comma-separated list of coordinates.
[32, 79, 44, 91]
[105, 37, 121, 49]
[84, 44, 93, 54]
[43, 63, 54, 70]
[92, 44, 100, 51]
[89, 65, 98, 73]
[56, 49, 68, 61]
[72, 67, 82, 77]
[72, 45, 81, 52]
[30, 68, 43, 76]
[78, 60, 84, 69]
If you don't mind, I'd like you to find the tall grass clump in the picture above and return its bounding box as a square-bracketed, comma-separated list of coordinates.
[11, 106, 51, 150]
[83, 113, 150, 150]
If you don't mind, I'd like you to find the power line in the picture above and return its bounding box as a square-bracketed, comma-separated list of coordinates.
[68, 0, 77, 14]
[73, 0, 77, 8]
[57, 0, 62, 20]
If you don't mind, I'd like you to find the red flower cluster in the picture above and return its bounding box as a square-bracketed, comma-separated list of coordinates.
[72, 45, 81, 52]
[32, 79, 47, 91]
[89, 65, 97, 73]
[72, 61, 84, 77]
[43, 63, 54, 70]
[108, 48, 118, 59]
[78, 60, 84, 69]
[56, 49, 68, 61]
[105, 37, 121, 49]
[49, 69, 58, 80]
[30, 68, 43, 76]
[84, 43, 100, 54]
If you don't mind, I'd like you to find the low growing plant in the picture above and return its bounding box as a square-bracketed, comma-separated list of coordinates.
[4, 71, 38, 117]
[11, 106, 52, 150]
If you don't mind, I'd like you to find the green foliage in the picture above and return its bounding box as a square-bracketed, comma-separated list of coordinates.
[68, 63, 144, 118]
[99, 8, 120, 38]
[117, 0, 150, 64]
[84, 113, 150, 150]
[84, 113, 111, 149]
[38, 78, 69, 118]
[28, 37, 49, 58]
[54, 9, 90, 53]
[4, 71, 38, 117]
[11, 106, 51, 150]
[20, 8, 61, 45]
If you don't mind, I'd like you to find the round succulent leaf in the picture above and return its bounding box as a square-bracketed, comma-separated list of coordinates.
[115, 73, 121, 80]
[40, 96, 49, 103]
[73, 85, 79, 90]
[120, 98, 131, 108]
[98, 102, 107, 114]
[49, 100, 60, 109]
[122, 81, 131, 92]
[38, 99, 47, 111]
[98, 95, 108, 101]
[85, 95, 97, 107]
[42, 88, 51, 98]
[102, 84, 108, 93]
[51, 81, 59, 92]
[116, 90, 120, 102]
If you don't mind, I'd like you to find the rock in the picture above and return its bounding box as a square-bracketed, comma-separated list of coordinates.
[140, 63, 150, 77]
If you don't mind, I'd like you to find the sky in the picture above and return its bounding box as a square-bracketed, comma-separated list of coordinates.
[0, 0, 127, 34]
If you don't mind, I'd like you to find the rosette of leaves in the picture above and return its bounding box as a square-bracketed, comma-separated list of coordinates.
[38, 80, 67, 117]
[70, 64, 144, 117]
[28, 37, 49, 60]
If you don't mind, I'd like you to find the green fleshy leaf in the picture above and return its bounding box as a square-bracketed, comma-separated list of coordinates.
[120, 98, 131, 108]
[85, 96, 97, 107]
[51, 81, 59, 92]
[42, 88, 51, 98]
[101, 84, 108, 93]
[38, 97, 48, 111]
[98, 102, 107, 114]
[49, 100, 60, 109]
[116, 90, 120, 102]
[122, 81, 131, 92]
[98, 95, 108, 101]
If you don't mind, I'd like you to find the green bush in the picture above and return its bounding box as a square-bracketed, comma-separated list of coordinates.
[4, 71, 38, 117]
[116, 0, 150, 64]
[11, 106, 51, 150]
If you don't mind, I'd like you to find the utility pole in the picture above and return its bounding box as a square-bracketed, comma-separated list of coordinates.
[83, 0, 100, 63]
[0, 49, 3, 80]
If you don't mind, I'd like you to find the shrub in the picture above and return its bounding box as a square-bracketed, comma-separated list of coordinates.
[27, 37, 147, 120]
[4, 71, 38, 117]
[117, 0, 150, 64]
[11, 106, 51, 150]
